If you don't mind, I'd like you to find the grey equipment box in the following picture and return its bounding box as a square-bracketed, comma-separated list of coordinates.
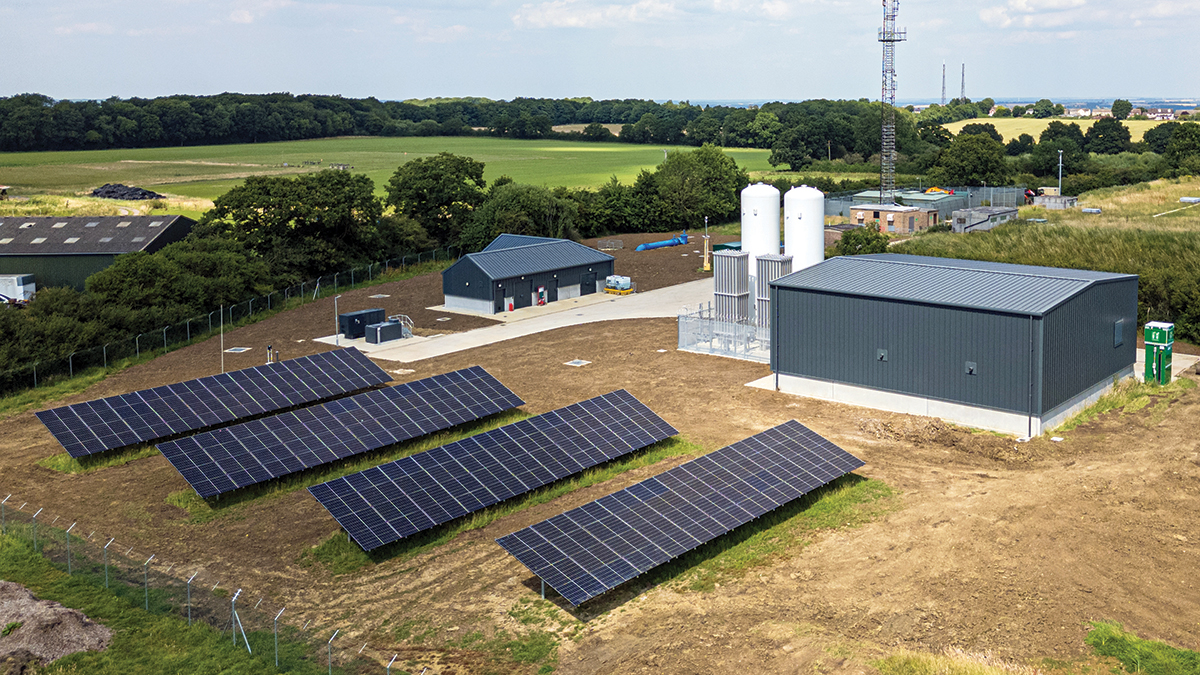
[338, 308, 386, 340]
[366, 318, 412, 344]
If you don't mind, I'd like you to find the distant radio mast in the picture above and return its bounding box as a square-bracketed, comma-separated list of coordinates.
[941, 61, 946, 106]
[961, 63, 966, 101]
[879, 0, 907, 205]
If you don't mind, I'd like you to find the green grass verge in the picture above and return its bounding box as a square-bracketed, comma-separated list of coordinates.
[1056, 377, 1196, 432]
[1086, 621, 1200, 675]
[299, 436, 702, 575]
[661, 476, 895, 594]
[38, 446, 160, 474]
[0, 533, 352, 674]
[0, 368, 112, 421]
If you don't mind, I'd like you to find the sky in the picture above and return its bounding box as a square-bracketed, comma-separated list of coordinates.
[3, 0, 1198, 103]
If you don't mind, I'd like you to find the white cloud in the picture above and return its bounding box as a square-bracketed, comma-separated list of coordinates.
[393, 14, 471, 43]
[980, 0, 1089, 30]
[227, 0, 294, 24]
[512, 0, 678, 28]
[54, 22, 113, 35]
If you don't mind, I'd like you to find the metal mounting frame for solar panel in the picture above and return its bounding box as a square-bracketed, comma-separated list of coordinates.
[308, 390, 678, 552]
[495, 420, 864, 606]
[158, 366, 523, 498]
[36, 348, 389, 458]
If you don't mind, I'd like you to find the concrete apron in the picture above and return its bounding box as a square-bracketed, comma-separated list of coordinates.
[315, 278, 714, 363]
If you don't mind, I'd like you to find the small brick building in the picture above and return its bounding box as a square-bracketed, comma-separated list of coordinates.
[849, 204, 939, 234]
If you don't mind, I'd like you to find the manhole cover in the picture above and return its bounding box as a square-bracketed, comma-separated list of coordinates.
[564, 359, 591, 367]
[369, 294, 390, 299]
[224, 347, 252, 353]
[436, 317, 452, 322]
[656, 349, 668, 353]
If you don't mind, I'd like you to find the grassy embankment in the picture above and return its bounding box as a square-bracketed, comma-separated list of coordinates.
[944, 118, 1168, 143]
[0, 136, 773, 203]
[0, 533, 345, 674]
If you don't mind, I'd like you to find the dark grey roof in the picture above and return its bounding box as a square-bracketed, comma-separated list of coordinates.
[0, 216, 194, 255]
[482, 233, 560, 252]
[771, 254, 1137, 316]
[453, 237, 613, 281]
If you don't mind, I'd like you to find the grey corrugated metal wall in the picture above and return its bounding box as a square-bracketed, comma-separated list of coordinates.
[1040, 278, 1138, 413]
[443, 258, 613, 305]
[0, 254, 117, 290]
[770, 288, 1041, 414]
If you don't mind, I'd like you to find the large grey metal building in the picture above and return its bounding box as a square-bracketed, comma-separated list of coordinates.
[768, 254, 1138, 436]
[442, 234, 614, 315]
[0, 215, 195, 290]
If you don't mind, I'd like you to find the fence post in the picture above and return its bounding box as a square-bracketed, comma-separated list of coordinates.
[32, 508, 41, 552]
[1, 495, 9, 535]
[187, 572, 198, 625]
[328, 629, 340, 675]
[65, 522, 76, 575]
[136, 334, 142, 358]
[249, 298, 254, 316]
[103, 344, 108, 370]
[69, 352, 75, 378]
[275, 608, 285, 667]
[351, 268, 355, 286]
[186, 319, 191, 342]
[32, 364, 36, 388]
[334, 272, 339, 292]
[162, 326, 169, 350]
[144, 554, 154, 610]
[104, 538, 113, 587]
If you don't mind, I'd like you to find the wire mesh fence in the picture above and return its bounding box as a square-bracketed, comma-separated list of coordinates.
[0, 245, 459, 397]
[0, 493, 421, 673]
[677, 303, 770, 363]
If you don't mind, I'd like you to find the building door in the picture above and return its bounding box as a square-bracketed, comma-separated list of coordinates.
[580, 272, 597, 295]
[493, 287, 505, 313]
[513, 279, 533, 308]
[546, 279, 558, 303]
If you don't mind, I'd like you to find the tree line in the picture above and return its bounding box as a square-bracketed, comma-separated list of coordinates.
[0, 145, 764, 376]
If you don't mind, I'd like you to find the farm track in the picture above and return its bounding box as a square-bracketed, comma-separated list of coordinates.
[1, 235, 1198, 673]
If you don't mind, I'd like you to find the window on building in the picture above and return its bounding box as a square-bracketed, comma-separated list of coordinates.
[20, 222, 34, 229]
[53, 222, 67, 228]
[30, 237, 46, 244]
[149, 221, 163, 227]
[116, 221, 131, 228]
[0, 238, 12, 245]
[64, 237, 80, 244]
[85, 221, 99, 227]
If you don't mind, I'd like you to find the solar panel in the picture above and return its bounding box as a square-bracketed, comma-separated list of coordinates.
[308, 390, 678, 551]
[36, 348, 390, 458]
[495, 420, 864, 606]
[158, 366, 523, 498]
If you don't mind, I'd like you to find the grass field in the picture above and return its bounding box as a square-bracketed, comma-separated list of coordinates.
[0, 136, 773, 202]
[1024, 176, 1200, 231]
[945, 117, 1168, 143]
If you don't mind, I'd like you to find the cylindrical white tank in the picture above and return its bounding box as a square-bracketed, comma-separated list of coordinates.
[740, 182, 780, 269]
[784, 185, 826, 270]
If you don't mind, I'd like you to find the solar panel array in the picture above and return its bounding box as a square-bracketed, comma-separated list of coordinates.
[36, 348, 390, 458]
[159, 367, 523, 498]
[496, 420, 864, 606]
[309, 390, 678, 551]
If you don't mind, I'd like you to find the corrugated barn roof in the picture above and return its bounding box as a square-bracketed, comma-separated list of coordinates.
[0, 215, 194, 256]
[771, 253, 1136, 316]
[482, 234, 561, 252]
[459, 237, 613, 281]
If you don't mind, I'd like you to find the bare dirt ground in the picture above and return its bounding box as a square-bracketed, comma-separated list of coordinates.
[1, 253, 1198, 674]
[0, 581, 112, 670]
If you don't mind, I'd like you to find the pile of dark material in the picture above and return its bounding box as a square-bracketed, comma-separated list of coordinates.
[91, 184, 164, 200]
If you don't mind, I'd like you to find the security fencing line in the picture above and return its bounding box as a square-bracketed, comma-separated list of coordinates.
[0, 245, 460, 397]
[0, 490, 433, 674]
[677, 303, 771, 364]
[823, 184, 1028, 220]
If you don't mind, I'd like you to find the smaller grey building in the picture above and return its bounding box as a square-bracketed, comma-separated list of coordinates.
[0, 215, 195, 290]
[442, 234, 615, 315]
[769, 254, 1138, 436]
[952, 206, 1019, 233]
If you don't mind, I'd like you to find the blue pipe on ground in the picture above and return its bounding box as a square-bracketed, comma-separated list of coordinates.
[635, 232, 688, 251]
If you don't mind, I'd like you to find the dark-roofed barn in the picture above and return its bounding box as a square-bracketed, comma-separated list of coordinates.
[442, 234, 614, 314]
[0, 215, 195, 290]
[768, 254, 1138, 436]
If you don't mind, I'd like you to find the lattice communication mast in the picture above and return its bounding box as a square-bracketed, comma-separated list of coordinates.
[879, 0, 906, 205]
[941, 62, 947, 106]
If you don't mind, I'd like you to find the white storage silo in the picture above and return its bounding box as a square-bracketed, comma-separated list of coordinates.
[740, 182, 780, 269]
[783, 185, 826, 270]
